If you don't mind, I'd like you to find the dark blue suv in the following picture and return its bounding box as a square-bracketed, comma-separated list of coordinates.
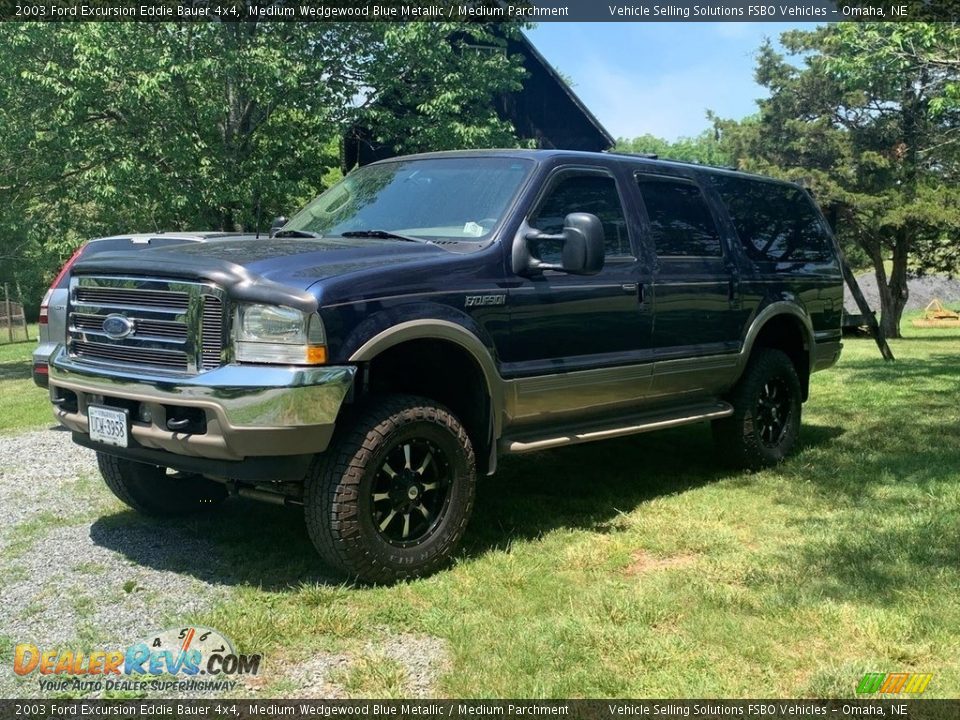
[48, 150, 843, 583]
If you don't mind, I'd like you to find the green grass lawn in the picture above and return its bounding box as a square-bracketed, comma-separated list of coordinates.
[3, 320, 959, 697]
[195, 321, 960, 698]
[0, 326, 51, 433]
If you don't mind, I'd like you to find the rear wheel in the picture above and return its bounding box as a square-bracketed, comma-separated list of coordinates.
[713, 348, 802, 469]
[97, 453, 227, 516]
[304, 394, 476, 584]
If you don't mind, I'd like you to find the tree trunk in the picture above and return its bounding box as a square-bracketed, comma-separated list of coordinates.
[876, 74, 924, 340]
[877, 231, 910, 339]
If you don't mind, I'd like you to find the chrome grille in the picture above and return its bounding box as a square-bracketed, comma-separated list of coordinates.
[200, 297, 224, 370]
[72, 340, 190, 372]
[75, 286, 190, 311]
[68, 276, 227, 375]
[71, 313, 188, 341]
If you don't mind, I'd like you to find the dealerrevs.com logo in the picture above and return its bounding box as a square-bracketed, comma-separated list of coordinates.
[13, 626, 261, 693]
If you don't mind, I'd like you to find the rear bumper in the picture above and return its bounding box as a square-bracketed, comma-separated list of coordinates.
[49, 347, 356, 463]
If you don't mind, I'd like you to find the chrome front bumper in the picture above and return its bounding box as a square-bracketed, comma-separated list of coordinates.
[49, 346, 356, 461]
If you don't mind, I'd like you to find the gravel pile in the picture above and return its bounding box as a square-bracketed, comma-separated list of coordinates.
[844, 272, 960, 314]
[284, 634, 450, 698]
[368, 633, 451, 698]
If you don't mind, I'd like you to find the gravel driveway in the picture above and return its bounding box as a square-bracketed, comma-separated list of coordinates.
[0, 427, 448, 699]
[0, 428, 225, 697]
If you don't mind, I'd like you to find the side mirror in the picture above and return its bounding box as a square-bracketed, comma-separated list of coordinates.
[269, 216, 287, 238]
[512, 212, 605, 276]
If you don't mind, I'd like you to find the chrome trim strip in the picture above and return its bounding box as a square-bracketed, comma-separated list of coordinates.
[505, 402, 733, 453]
[736, 301, 815, 373]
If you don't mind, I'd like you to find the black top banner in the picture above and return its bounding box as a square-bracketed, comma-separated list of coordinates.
[1, 0, 959, 22]
[1, 700, 960, 720]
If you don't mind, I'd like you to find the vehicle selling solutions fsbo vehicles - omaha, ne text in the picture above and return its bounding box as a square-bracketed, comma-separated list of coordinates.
[47, 150, 843, 583]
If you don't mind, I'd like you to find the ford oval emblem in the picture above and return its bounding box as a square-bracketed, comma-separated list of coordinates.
[102, 314, 135, 340]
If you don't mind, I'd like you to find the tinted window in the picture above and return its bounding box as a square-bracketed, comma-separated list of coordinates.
[637, 176, 721, 257]
[530, 173, 631, 258]
[711, 176, 832, 263]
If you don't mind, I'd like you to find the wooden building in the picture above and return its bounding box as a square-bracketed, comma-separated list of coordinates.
[342, 32, 614, 171]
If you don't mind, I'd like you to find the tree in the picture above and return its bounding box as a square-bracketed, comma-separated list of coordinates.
[615, 128, 731, 167]
[714, 23, 960, 338]
[0, 22, 527, 315]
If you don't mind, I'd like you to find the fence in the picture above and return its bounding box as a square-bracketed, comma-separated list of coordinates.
[0, 284, 31, 343]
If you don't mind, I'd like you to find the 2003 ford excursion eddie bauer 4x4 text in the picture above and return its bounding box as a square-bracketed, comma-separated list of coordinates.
[49, 150, 843, 583]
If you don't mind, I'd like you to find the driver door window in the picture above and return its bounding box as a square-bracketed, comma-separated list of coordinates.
[529, 173, 633, 260]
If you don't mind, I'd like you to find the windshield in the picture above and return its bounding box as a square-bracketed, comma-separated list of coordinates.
[283, 157, 533, 243]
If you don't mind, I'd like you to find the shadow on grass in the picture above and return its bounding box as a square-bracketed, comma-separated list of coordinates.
[836, 353, 960, 383]
[89, 500, 335, 591]
[790, 399, 960, 605]
[0, 360, 32, 381]
[88, 420, 847, 591]
[796, 469, 960, 607]
[895, 332, 960, 341]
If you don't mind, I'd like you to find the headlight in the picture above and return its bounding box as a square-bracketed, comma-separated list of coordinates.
[235, 304, 327, 364]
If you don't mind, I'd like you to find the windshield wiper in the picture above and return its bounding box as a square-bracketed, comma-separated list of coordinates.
[340, 229, 427, 244]
[273, 229, 322, 238]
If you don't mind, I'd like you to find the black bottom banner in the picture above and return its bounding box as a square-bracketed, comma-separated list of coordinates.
[1, 700, 957, 720]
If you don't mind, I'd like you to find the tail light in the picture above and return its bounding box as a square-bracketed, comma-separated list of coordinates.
[39, 290, 52, 325]
[40, 245, 84, 325]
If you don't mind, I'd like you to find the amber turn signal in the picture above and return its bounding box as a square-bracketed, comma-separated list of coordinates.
[305, 345, 327, 364]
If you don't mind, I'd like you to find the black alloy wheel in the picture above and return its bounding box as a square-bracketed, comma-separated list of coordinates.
[713, 348, 802, 469]
[370, 437, 451, 546]
[755, 377, 792, 448]
[304, 394, 476, 584]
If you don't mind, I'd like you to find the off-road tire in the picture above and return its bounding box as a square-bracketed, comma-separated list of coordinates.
[97, 452, 228, 516]
[712, 348, 802, 470]
[305, 394, 476, 585]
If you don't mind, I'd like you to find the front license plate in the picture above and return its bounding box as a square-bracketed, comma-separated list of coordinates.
[88, 405, 129, 448]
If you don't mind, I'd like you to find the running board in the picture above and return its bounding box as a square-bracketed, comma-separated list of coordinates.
[502, 401, 734, 454]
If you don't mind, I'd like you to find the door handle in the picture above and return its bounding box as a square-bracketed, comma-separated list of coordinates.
[622, 283, 645, 304]
[728, 278, 741, 309]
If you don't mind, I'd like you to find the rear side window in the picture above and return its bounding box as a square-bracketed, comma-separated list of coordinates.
[711, 176, 833, 264]
[529, 172, 632, 258]
[636, 175, 722, 257]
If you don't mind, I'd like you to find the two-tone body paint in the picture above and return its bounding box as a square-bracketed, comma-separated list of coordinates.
[66, 149, 843, 458]
[307, 151, 841, 436]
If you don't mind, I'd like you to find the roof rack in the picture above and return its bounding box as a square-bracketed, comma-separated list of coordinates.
[607, 151, 659, 160]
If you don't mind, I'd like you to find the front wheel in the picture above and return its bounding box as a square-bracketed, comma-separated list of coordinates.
[97, 453, 228, 516]
[712, 348, 802, 469]
[304, 394, 476, 584]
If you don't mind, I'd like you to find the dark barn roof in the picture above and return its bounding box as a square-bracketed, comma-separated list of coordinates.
[497, 33, 613, 153]
[343, 32, 614, 171]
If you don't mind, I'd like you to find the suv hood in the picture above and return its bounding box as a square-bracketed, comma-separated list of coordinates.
[71, 237, 453, 313]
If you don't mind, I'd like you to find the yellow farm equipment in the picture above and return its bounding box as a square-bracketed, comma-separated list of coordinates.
[911, 299, 960, 328]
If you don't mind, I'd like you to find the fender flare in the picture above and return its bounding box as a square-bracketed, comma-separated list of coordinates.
[348, 319, 505, 439]
[738, 301, 816, 374]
